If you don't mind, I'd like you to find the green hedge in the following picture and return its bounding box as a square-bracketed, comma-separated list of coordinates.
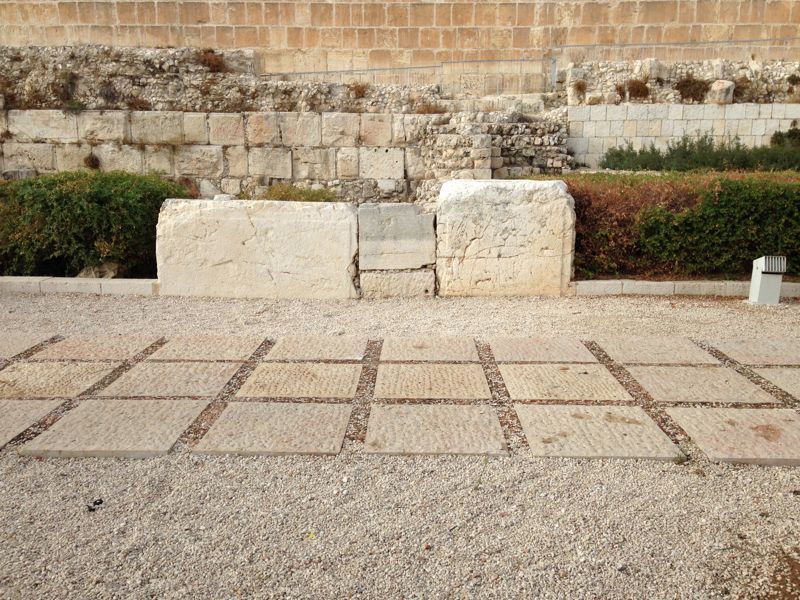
[0, 171, 187, 278]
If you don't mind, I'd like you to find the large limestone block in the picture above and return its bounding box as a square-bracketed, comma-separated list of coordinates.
[130, 111, 182, 145]
[8, 110, 78, 142]
[157, 199, 358, 299]
[360, 270, 435, 298]
[248, 147, 292, 179]
[278, 112, 321, 147]
[706, 80, 735, 104]
[77, 111, 127, 142]
[175, 145, 224, 177]
[436, 180, 575, 297]
[358, 203, 435, 270]
[321, 113, 360, 146]
[359, 147, 404, 179]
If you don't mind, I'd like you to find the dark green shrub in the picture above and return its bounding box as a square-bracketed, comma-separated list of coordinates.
[770, 126, 800, 147]
[0, 171, 187, 278]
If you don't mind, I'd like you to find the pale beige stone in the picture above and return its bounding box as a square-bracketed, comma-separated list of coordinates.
[381, 337, 478, 361]
[40, 277, 103, 294]
[374, 364, 490, 399]
[245, 113, 281, 145]
[321, 112, 360, 146]
[77, 111, 127, 142]
[266, 337, 367, 361]
[489, 337, 597, 363]
[149, 336, 264, 361]
[99, 362, 240, 397]
[0, 334, 50, 358]
[224, 146, 248, 177]
[278, 112, 321, 146]
[667, 407, 800, 465]
[144, 145, 173, 175]
[100, 279, 158, 296]
[360, 271, 435, 298]
[335, 147, 359, 179]
[628, 366, 774, 403]
[595, 336, 718, 364]
[93, 143, 144, 173]
[709, 338, 800, 365]
[8, 110, 78, 142]
[292, 147, 335, 180]
[359, 147, 404, 179]
[248, 147, 292, 179]
[194, 402, 352, 455]
[436, 180, 575, 297]
[20, 399, 207, 458]
[183, 113, 208, 144]
[0, 362, 118, 398]
[208, 113, 245, 145]
[360, 114, 392, 146]
[35, 335, 158, 360]
[365, 404, 506, 455]
[358, 203, 435, 270]
[0, 399, 62, 448]
[516, 404, 683, 461]
[130, 111, 182, 144]
[174, 145, 224, 177]
[2, 143, 55, 171]
[237, 363, 362, 398]
[0, 276, 49, 294]
[500, 364, 632, 401]
[55, 144, 91, 171]
[755, 368, 800, 398]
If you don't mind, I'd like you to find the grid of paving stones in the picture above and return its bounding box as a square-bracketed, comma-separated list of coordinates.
[0, 334, 797, 464]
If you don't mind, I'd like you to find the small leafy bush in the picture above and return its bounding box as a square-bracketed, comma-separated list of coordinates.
[259, 184, 337, 202]
[0, 171, 187, 278]
[197, 49, 229, 73]
[674, 76, 710, 102]
[770, 126, 800, 147]
[626, 79, 649, 99]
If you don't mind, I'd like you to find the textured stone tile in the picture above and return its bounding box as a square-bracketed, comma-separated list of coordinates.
[0, 362, 118, 398]
[20, 399, 207, 458]
[194, 402, 352, 455]
[0, 334, 51, 358]
[374, 364, 491, 399]
[266, 336, 367, 361]
[149, 336, 264, 361]
[489, 337, 597, 363]
[628, 366, 774, 404]
[237, 363, 361, 398]
[34, 335, 159, 360]
[516, 405, 683, 461]
[365, 404, 506, 455]
[99, 362, 240, 397]
[755, 368, 800, 398]
[380, 337, 478, 361]
[500, 364, 632, 401]
[710, 338, 800, 365]
[0, 399, 62, 447]
[667, 407, 800, 465]
[594, 336, 717, 364]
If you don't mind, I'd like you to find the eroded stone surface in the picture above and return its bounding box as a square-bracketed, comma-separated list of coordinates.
[755, 368, 800, 398]
[0, 362, 118, 398]
[500, 364, 632, 401]
[710, 338, 800, 365]
[380, 337, 478, 361]
[237, 363, 362, 398]
[34, 335, 158, 360]
[667, 407, 800, 465]
[628, 366, 774, 403]
[20, 399, 207, 458]
[149, 336, 264, 361]
[99, 362, 240, 397]
[0, 334, 50, 358]
[516, 404, 683, 460]
[595, 336, 717, 364]
[436, 180, 575, 297]
[156, 199, 358, 299]
[266, 337, 367, 361]
[0, 399, 62, 448]
[358, 203, 435, 271]
[364, 404, 506, 455]
[194, 402, 352, 455]
[488, 337, 597, 363]
[374, 364, 490, 399]
[360, 271, 435, 298]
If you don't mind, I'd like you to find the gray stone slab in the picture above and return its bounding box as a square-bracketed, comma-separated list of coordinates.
[360, 270, 435, 298]
[667, 407, 800, 465]
[149, 336, 264, 361]
[98, 362, 241, 397]
[0, 334, 50, 358]
[0, 362, 119, 398]
[594, 336, 717, 364]
[0, 399, 62, 448]
[516, 404, 683, 461]
[755, 368, 800, 398]
[500, 364, 632, 401]
[489, 337, 597, 363]
[380, 337, 478, 361]
[237, 363, 362, 398]
[194, 402, 352, 455]
[364, 404, 506, 455]
[266, 336, 367, 361]
[20, 399, 207, 458]
[628, 366, 774, 404]
[35, 335, 159, 360]
[710, 338, 800, 365]
[358, 203, 435, 270]
[374, 364, 491, 400]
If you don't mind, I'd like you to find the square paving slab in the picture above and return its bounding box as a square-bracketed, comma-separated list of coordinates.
[488, 337, 598, 363]
[148, 336, 264, 361]
[237, 363, 362, 398]
[194, 402, 352, 455]
[594, 336, 717, 365]
[0, 362, 119, 398]
[98, 362, 241, 397]
[34, 335, 159, 361]
[20, 399, 208, 458]
[0, 334, 50, 358]
[754, 368, 800, 398]
[266, 336, 367, 361]
[515, 404, 683, 461]
[374, 364, 491, 399]
[667, 407, 800, 465]
[365, 404, 506, 455]
[500, 364, 632, 401]
[628, 366, 775, 404]
[0, 399, 62, 448]
[380, 337, 478, 361]
[710, 338, 800, 365]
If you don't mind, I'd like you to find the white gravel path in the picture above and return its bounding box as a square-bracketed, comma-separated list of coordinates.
[1, 292, 799, 599]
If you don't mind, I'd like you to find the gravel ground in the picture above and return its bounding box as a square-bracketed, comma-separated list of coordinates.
[1, 292, 800, 599]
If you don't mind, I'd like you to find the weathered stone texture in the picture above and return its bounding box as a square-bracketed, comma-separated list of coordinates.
[130, 111, 182, 144]
[359, 147, 404, 179]
[360, 270, 435, 298]
[77, 111, 127, 142]
[321, 113, 360, 146]
[358, 203, 435, 270]
[248, 147, 292, 179]
[208, 113, 245, 146]
[8, 110, 78, 143]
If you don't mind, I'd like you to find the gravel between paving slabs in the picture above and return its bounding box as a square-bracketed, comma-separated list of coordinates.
[1, 292, 799, 599]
